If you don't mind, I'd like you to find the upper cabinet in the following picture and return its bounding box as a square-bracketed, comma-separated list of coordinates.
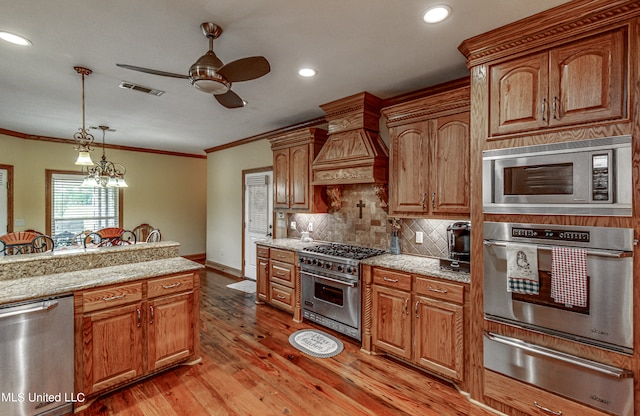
[489, 29, 626, 137]
[270, 128, 328, 212]
[382, 82, 470, 218]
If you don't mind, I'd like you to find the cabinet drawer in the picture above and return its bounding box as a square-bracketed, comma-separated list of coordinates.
[270, 248, 295, 264]
[147, 273, 194, 299]
[257, 245, 270, 258]
[270, 261, 295, 287]
[270, 282, 294, 312]
[372, 268, 411, 291]
[484, 370, 607, 416]
[82, 282, 143, 313]
[414, 276, 464, 304]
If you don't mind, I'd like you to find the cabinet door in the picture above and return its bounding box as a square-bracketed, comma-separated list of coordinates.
[414, 296, 464, 381]
[390, 122, 430, 214]
[148, 292, 194, 372]
[289, 144, 310, 210]
[489, 52, 548, 136]
[549, 29, 625, 127]
[273, 148, 290, 208]
[257, 257, 269, 303]
[431, 112, 470, 214]
[82, 302, 143, 395]
[372, 285, 412, 360]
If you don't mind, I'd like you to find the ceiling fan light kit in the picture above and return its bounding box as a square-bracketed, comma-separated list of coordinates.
[116, 22, 270, 109]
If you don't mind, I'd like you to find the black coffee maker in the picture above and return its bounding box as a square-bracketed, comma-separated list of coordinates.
[440, 221, 471, 272]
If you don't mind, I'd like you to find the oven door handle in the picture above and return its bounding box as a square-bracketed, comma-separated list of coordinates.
[485, 332, 633, 378]
[483, 240, 631, 258]
[301, 271, 357, 288]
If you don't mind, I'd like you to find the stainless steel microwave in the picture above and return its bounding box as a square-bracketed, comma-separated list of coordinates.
[482, 136, 632, 216]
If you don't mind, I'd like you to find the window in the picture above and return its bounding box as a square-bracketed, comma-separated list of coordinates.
[46, 171, 122, 247]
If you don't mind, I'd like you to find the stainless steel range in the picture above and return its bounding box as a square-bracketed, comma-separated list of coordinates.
[299, 243, 386, 341]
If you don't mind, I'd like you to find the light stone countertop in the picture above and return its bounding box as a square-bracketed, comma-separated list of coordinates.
[255, 238, 470, 284]
[0, 256, 204, 306]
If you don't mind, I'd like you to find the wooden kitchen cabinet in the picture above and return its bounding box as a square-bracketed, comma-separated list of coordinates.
[256, 245, 270, 303]
[383, 82, 470, 218]
[370, 267, 467, 383]
[75, 271, 200, 398]
[270, 128, 328, 213]
[489, 28, 626, 137]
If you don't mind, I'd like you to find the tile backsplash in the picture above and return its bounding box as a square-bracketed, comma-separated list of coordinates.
[284, 184, 461, 258]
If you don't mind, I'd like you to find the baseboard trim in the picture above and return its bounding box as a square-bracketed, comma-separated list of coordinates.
[182, 253, 206, 264]
[205, 260, 243, 279]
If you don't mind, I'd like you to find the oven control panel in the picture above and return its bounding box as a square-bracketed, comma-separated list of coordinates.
[512, 227, 590, 242]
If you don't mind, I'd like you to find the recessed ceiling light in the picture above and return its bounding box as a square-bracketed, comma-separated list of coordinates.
[298, 68, 317, 78]
[0, 31, 32, 46]
[423, 5, 451, 24]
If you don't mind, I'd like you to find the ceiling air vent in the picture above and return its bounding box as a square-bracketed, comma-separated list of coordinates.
[118, 81, 165, 96]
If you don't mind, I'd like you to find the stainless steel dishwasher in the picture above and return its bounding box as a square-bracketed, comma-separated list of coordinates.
[0, 295, 74, 416]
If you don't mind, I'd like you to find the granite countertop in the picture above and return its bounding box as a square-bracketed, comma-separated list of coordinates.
[0, 256, 204, 306]
[362, 254, 470, 284]
[256, 238, 470, 284]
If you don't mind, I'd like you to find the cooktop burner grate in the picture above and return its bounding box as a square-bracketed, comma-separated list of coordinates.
[303, 243, 387, 260]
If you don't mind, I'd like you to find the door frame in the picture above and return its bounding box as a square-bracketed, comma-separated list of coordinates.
[241, 166, 273, 279]
[0, 164, 14, 234]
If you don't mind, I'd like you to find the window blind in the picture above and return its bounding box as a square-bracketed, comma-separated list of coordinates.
[246, 175, 269, 234]
[51, 173, 119, 246]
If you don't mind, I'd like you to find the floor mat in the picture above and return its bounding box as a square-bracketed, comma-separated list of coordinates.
[226, 279, 256, 294]
[288, 329, 344, 358]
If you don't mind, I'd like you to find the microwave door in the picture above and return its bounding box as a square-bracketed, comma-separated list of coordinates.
[494, 153, 590, 205]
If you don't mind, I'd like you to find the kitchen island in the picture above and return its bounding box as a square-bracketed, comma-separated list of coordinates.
[0, 242, 204, 413]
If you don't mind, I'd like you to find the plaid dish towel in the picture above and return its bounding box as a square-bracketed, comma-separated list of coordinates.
[506, 243, 539, 294]
[551, 247, 587, 307]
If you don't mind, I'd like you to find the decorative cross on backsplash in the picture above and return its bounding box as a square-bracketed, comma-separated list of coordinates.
[356, 200, 366, 219]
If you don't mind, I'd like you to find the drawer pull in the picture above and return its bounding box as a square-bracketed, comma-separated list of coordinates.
[102, 294, 126, 301]
[383, 277, 399, 283]
[429, 287, 447, 294]
[533, 401, 562, 415]
[162, 282, 182, 289]
[276, 294, 286, 299]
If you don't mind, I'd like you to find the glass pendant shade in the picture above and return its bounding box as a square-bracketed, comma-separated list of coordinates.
[75, 151, 94, 166]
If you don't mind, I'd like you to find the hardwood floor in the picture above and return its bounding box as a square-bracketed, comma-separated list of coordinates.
[77, 269, 498, 416]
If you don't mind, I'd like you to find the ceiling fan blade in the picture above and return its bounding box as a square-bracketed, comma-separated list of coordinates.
[217, 56, 270, 82]
[214, 90, 245, 109]
[116, 63, 189, 79]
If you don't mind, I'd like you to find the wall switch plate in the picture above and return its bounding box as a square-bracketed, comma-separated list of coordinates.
[416, 231, 424, 244]
[290, 221, 296, 230]
[308, 222, 313, 232]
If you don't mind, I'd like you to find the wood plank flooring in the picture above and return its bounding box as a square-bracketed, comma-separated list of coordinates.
[77, 269, 498, 416]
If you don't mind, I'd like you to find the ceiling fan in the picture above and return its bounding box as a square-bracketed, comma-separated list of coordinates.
[116, 22, 270, 109]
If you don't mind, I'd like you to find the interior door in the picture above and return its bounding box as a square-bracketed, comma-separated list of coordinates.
[244, 171, 273, 280]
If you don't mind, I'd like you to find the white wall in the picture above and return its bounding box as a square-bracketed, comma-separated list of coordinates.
[206, 139, 272, 272]
[0, 133, 207, 256]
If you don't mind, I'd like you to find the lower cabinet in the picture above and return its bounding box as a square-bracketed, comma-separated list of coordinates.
[75, 271, 200, 398]
[256, 244, 301, 321]
[371, 267, 466, 383]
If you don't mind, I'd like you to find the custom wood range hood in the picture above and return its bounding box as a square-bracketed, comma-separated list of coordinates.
[312, 92, 389, 209]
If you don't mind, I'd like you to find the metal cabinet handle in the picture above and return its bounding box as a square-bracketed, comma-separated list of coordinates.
[421, 192, 426, 209]
[541, 98, 547, 121]
[136, 308, 141, 328]
[552, 96, 559, 120]
[162, 282, 181, 289]
[431, 192, 436, 209]
[276, 294, 286, 299]
[383, 277, 399, 283]
[533, 401, 562, 415]
[149, 305, 155, 325]
[429, 287, 447, 294]
[404, 298, 409, 315]
[415, 301, 420, 319]
[102, 294, 126, 301]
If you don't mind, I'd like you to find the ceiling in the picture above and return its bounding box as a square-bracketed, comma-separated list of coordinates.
[0, 0, 571, 156]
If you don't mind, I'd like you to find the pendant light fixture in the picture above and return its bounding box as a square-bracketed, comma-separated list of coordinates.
[81, 126, 128, 188]
[72, 66, 95, 165]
